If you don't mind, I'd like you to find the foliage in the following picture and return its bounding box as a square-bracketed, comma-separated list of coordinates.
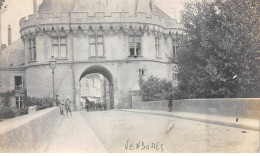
[0, 107, 15, 119]
[0, 90, 15, 107]
[23, 90, 53, 111]
[11, 107, 28, 116]
[0, 90, 28, 118]
[175, 0, 260, 99]
[0, 107, 28, 119]
[24, 96, 53, 111]
[139, 76, 174, 101]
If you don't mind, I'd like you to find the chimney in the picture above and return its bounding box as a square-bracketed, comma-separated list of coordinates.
[8, 24, 11, 46]
[150, 0, 155, 12]
[33, 0, 37, 13]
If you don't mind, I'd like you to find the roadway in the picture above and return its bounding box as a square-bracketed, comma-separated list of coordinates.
[43, 110, 259, 153]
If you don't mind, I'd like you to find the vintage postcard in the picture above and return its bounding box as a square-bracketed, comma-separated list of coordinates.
[0, 0, 259, 153]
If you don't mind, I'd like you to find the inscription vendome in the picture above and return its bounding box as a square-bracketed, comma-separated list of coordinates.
[124, 139, 164, 152]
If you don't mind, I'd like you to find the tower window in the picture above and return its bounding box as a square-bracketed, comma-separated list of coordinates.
[138, 69, 145, 76]
[129, 36, 141, 57]
[155, 38, 160, 58]
[89, 36, 104, 57]
[52, 37, 67, 58]
[29, 38, 36, 61]
[172, 40, 178, 59]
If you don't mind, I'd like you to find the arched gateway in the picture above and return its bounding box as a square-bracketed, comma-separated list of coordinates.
[79, 66, 114, 109]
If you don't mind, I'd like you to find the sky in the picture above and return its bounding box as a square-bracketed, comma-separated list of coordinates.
[1, 0, 185, 45]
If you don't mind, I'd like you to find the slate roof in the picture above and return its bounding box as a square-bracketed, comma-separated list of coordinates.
[0, 39, 25, 68]
[38, 0, 172, 19]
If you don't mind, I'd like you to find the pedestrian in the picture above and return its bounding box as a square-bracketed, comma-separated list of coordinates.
[168, 94, 173, 112]
[56, 95, 64, 115]
[60, 99, 65, 115]
[65, 97, 72, 117]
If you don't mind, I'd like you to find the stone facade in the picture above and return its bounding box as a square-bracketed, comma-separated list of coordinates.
[0, 0, 182, 110]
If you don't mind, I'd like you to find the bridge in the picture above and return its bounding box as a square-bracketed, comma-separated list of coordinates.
[0, 99, 259, 153]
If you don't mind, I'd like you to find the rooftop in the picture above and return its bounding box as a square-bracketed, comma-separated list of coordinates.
[38, 0, 172, 19]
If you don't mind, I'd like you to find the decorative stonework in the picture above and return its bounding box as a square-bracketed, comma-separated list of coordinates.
[20, 12, 184, 40]
[21, 23, 183, 41]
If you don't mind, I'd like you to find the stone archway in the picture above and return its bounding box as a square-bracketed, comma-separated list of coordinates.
[79, 65, 114, 109]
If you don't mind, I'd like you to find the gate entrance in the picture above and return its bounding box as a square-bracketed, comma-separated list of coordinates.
[79, 66, 114, 110]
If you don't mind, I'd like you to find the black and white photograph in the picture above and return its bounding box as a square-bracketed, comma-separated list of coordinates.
[0, 0, 259, 153]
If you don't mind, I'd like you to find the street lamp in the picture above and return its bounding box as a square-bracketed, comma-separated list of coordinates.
[49, 56, 56, 107]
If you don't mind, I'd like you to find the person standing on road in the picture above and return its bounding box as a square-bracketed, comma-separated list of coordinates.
[65, 97, 72, 117]
[56, 95, 64, 115]
[168, 94, 173, 112]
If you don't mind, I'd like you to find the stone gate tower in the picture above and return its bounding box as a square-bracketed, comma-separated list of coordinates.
[18, 0, 183, 110]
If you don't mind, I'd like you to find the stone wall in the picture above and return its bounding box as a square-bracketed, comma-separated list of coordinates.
[0, 107, 60, 152]
[132, 99, 260, 119]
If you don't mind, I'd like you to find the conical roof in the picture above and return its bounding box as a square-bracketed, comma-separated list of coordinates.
[38, 0, 172, 19]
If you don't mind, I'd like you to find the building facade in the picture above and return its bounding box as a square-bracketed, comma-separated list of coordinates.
[80, 74, 109, 108]
[0, 0, 182, 110]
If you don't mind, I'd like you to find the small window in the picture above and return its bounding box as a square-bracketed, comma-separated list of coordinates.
[89, 36, 104, 57]
[52, 37, 67, 58]
[29, 38, 36, 61]
[138, 69, 145, 76]
[16, 97, 23, 108]
[172, 40, 178, 58]
[155, 38, 160, 58]
[129, 36, 142, 57]
[53, 46, 59, 58]
[129, 43, 135, 56]
[98, 44, 104, 56]
[15, 76, 23, 90]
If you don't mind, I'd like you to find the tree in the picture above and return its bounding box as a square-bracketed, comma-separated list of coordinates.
[175, 0, 260, 99]
[139, 76, 173, 101]
[0, 0, 7, 12]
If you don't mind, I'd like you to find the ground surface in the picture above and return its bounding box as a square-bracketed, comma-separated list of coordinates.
[44, 110, 259, 153]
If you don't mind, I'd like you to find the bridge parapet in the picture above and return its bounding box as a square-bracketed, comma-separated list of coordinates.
[133, 98, 260, 119]
[0, 107, 60, 152]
